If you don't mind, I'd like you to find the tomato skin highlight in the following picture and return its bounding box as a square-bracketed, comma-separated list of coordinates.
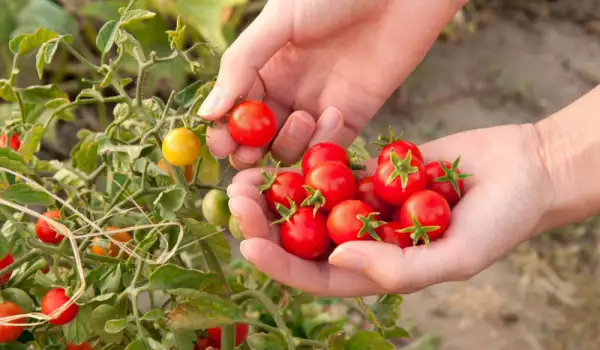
[375, 222, 413, 248]
[378, 140, 423, 165]
[356, 176, 394, 221]
[425, 160, 465, 207]
[0, 301, 25, 343]
[66, 341, 93, 350]
[305, 161, 357, 211]
[0, 133, 21, 151]
[41, 287, 79, 325]
[372, 156, 426, 206]
[35, 209, 64, 245]
[396, 190, 451, 243]
[207, 323, 249, 347]
[327, 200, 378, 245]
[280, 207, 331, 260]
[301, 142, 349, 175]
[264, 172, 307, 215]
[162, 128, 202, 166]
[228, 100, 277, 147]
[0, 253, 14, 286]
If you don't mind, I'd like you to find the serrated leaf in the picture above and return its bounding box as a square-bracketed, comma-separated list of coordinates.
[0, 80, 16, 102]
[148, 264, 223, 292]
[96, 20, 119, 53]
[183, 218, 230, 263]
[1, 183, 53, 206]
[105, 318, 127, 333]
[35, 42, 48, 79]
[9, 27, 59, 55]
[167, 295, 243, 331]
[18, 124, 44, 162]
[16, 85, 68, 103]
[344, 331, 395, 350]
[153, 187, 186, 221]
[63, 305, 93, 345]
[1, 288, 35, 313]
[246, 333, 286, 350]
[120, 9, 156, 26]
[141, 309, 163, 321]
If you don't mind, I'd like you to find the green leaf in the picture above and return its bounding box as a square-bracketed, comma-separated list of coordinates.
[101, 265, 122, 294]
[148, 264, 222, 292]
[63, 305, 93, 345]
[18, 125, 44, 162]
[45, 98, 70, 109]
[11, 0, 79, 42]
[0, 148, 30, 175]
[71, 129, 98, 174]
[1, 288, 35, 313]
[0, 80, 16, 102]
[194, 125, 220, 185]
[184, 218, 230, 263]
[90, 304, 124, 344]
[141, 309, 164, 321]
[76, 89, 104, 102]
[0, 235, 8, 259]
[344, 331, 395, 350]
[120, 9, 156, 26]
[372, 294, 403, 328]
[166, 295, 243, 331]
[81, 1, 126, 22]
[53, 168, 85, 189]
[96, 20, 119, 54]
[166, 16, 187, 51]
[16, 85, 68, 104]
[35, 42, 48, 79]
[308, 322, 345, 342]
[125, 340, 148, 350]
[174, 81, 203, 109]
[162, 331, 196, 350]
[153, 187, 186, 221]
[246, 333, 287, 350]
[9, 27, 59, 55]
[105, 318, 127, 333]
[43, 37, 69, 64]
[384, 326, 411, 339]
[1, 183, 53, 206]
[34, 270, 55, 289]
[327, 333, 346, 350]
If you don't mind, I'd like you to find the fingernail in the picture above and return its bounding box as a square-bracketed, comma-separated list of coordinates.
[313, 107, 343, 142]
[198, 86, 222, 117]
[286, 114, 315, 142]
[328, 248, 366, 272]
[228, 197, 243, 218]
[239, 240, 249, 260]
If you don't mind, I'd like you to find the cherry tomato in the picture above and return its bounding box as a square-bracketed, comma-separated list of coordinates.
[0, 133, 21, 151]
[91, 227, 132, 257]
[66, 341, 93, 350]
[327, 200, 382, 245]
[194, 337, 211, 350]
[279, 207, 331, 260]
[157, 159, 195, 183]
[162, 128, 202, 166]
[0, 253, 14, 286]
[425, 157, 471, 207]
[378, 140, 423, 164]
[301, 142, 349, 175]
[375, 222, 413, 248]
[228, 215, 244, 240]
[41, 287, 78, 325]
[35, 209, 64, 245]
[356, 176, 394, 220]
[262, 171, 307, 215]
[396, 190, 451, 244]
[202, 189, 231, 227]
[207, 323, 249, 347]
[305, 161, 357, 211]
[228, 100, 277, 147]
[0, 301, 25, 343]
[372, 150, 426, 206]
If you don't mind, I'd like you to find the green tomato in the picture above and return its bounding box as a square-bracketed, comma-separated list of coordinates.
[202, 189, 231, 227]
[229, 215, 244, 240]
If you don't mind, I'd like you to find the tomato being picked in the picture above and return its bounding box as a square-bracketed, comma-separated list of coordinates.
[260, 169, 307, 215]
[327, 200, 384, 245]
[395, 190, 451, 245]
[372, 150, 426, 206]
[41, 287, 78, 325]
[162, 127, 202, 166]
[0, 301, 25, 343]
[356, 176, 394, 221]
[0, 252, 14, 286]
[35, 209, 64, 245]
[228, 100, 277, 147]
[375, 222, 413, 248]
[376, 127, 423, 164]
[275, 202, 331, 260]
[301, 142, 349, 175]
[304, 161, 357, 211]
[0, 133, 21, 151]
[425, 156, 472, 207]
[207, 323, 249, 347]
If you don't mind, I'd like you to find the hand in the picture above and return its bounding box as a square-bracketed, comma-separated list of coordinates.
[226, 123, 553, 297]
[199, 0, 465, 170]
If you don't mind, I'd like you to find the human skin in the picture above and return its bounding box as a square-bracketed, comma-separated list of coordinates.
[226, 85, 600, 297]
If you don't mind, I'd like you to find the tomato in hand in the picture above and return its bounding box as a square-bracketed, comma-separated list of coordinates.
[304, 161, 357, 211]
[228, 100, 277, 147]
[91, 227, 132, 257]
[327, 200, 383, 245]
[372, 150, 426, 206]
[425, 156, 472, 207]
[66, 341, 93, 350]
[0, 301, 25, 343]
[0, 253, 14, 286]
[396, 190, 451, 244]
[375, 222, 413, 248]
[207, 323, 249, 347]
[157, 159, 195, 183]
[41, 287, 78, 325]
[376, 127, 423, 164]
[278, 206, 331, 260]
[301, 142, 349, 175]
[202, 189, 232, 227]
[36, 209, 64, 245]
[162, 127, 202, 166]
[0, 133, 21, 151]
[261, 171, 307, 215]
[356, 176, 394, 221]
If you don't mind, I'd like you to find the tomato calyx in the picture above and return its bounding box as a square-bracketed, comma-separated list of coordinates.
[384, 150, 419, 189]
[356, 212, 386, 241]
[300, 186, 325, 216]
[272, 196, 298, 225]
[432, 156, 473, 198]
[397, 216, 441, 246]
[257, 162, 281, 193]
[374, 126, 406, 148]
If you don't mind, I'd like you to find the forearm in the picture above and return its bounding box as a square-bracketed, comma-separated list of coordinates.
[536, 85, 600, 229]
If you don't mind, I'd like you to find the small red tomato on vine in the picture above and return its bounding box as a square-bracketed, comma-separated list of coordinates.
[66, 341, 94, 350]
[376, 127, 423, 164]
[0, 133, 21, 151]
[228, 100, 277, 147]
[356, 176, 394, 221]
[375, 222, 413, 248]
[0, 252, 14, 286]
[260, 165, 307, 215]
[207, 323, 249, 347]
[396, 190, 451, 245]
[0, 301, 25, 343]
[372, 150, 426, 206]
[41, 287, 79, 325]
[326, 200, 385, 246]
[162, 127, 202, 166]
[90, 227, 132, 257]
[35, 209, 64, 245]
[194, 337, 211, 350]
[301, 142, 350, 175]
[303, 161, 357, 212]
[425, 156, 472, 206]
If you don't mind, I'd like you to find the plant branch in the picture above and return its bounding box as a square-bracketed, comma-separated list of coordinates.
[0, 249, 42, 278]
[354, 297, 385, 335]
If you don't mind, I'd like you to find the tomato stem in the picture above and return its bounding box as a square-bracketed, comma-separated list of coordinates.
[385, 149, 419, 190]
[300, 186, 325, 217]
[397, 216, 440, 246]
[433, 156, 473, 198]
[356, 213, 385, 241]
[354, 297, 386, 336]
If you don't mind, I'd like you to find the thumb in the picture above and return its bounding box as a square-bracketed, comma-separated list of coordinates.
[198, 0, 293, 119]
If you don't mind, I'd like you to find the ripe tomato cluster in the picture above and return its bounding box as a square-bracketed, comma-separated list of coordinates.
[260, 132, 472, 260]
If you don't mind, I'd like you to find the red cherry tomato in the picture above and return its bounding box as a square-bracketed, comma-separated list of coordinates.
[375, 222, 413, 248]
[378, 140, 423, 165]
[301, 142, 349, 175]
[280, 207, 331, 260]
[228, 100, 277, 147]
[41, 288, 79, 325]
[194, 337, 211, 350]
[207, 323, 249, 347]
[263, 171, 307, 215]
[396, 190, 451, 244]
[372, 151, 426, 206]
[0, 133, 21, 151]
[0, 253, 14, 286]
[35, 209, 64, 245]
[0, 301, 25, 343]
[356, 176, 394, 220]
[305, 161, 357, 211]
[425, 158, 470, 207]
[327, 200, 381, 245]
[66, 341, 93, 350]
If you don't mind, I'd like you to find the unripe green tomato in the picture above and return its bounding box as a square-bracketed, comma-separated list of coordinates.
[202, 189, 231, 227]
[229, 215, 244, 240]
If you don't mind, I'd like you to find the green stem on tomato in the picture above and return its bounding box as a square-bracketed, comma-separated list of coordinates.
[60, 40, 99, 71]
[354, 297, 385, 335]
[9, 258, 47, 287]
[130, 258, 148, 342]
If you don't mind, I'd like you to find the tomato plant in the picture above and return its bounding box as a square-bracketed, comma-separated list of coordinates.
[425, 156, 472, 206]
[326, 200, 385, 245]
[301, 142, 350, 175]
[228, 100, 277, 147]
[275, 201, 331, 260]
[372, 150, 427, 206]
[35, 209, 64, 245]
[304, 161, 357, 211]
[0, 133, 21, 152]
[0, 301, 25, 343]
[396, 190, 452, 244]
